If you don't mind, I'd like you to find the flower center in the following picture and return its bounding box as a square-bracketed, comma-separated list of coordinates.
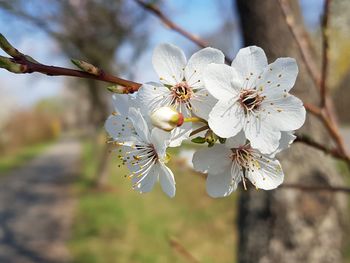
[230, 146, 252, 168]
[171, 82, 193, 103]
[239, 89, 263, 114]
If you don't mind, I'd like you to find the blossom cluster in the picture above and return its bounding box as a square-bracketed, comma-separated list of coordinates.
[105, 44, 306, 198]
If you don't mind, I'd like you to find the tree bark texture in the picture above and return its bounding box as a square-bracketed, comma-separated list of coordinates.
[235, 0, 347, 262]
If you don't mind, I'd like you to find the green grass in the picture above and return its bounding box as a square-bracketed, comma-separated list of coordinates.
[69, 142, 237, 263]
[0, 141, 54, 174]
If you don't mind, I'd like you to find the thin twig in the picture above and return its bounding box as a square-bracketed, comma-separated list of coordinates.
[134, 0, 232, 64]
[190, 125, 209, 137]
[281, 183, 350, 194]
[295, 134, 350, 164]
[320, 0, 331, 107]
[14, 57, 141, 93]
[277, 0, 348, 158]
[277, 0, 321, 88]
[169, 238, 199, 263]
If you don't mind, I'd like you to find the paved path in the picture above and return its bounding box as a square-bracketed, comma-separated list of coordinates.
[0, 138, 81, 263]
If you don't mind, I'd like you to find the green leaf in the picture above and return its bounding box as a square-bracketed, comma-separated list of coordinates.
[191, 137, 206, 144]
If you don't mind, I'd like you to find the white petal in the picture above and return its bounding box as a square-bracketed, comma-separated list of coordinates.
[208, 101, 244, 138]
[190, 89, 217, 120]
[129, 108, 151, 143]
[246, 153, 284, 190]
[152, 43, 186, 85]
[203, 64, 242, 100]
[244, 117, 281, 154]
[132, 165, 158, 194]
[206, 163, 242, 198]
[225, 130, 247, 149]
[158, 163, 176, 198]
[112, 94, 130, 116]
[150, 127, 170, 158]
[192, 144, 232, 174]
[169, 123, 192, 147]
[231, 46, 267, 89]
[262, 95, 306, 131]
[136, 83, 171, 114]
[104, 115, 135, 140]
[258, 57, 298, 96]
[185, 47, 225, 88]
[270, 131, 296, 157]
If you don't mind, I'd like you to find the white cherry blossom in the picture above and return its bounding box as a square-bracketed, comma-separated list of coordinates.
[137, 43, 225, 120]
[192, 131, 285, 198]
[204, 46, 306, 154]
[105, 94, 137, 144]
[116, 108, 176, 197]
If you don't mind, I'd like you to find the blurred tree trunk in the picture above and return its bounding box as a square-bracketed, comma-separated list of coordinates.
[235, 0, 347, 262]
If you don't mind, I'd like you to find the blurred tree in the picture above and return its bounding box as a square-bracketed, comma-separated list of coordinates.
[235, 0, 347, 262]
[0, 0, 149, 186]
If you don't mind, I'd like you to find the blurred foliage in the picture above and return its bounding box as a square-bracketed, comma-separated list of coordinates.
[69, 141, 237, 263]
[0, 98, 61, 155]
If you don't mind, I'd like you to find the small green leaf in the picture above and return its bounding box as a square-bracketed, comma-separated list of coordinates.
[191, 137, 206, 144]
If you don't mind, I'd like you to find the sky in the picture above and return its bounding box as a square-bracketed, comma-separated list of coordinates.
[0, 0, 324, 109]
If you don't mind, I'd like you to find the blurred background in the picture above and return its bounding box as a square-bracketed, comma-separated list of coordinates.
[0, 0, 349, 262]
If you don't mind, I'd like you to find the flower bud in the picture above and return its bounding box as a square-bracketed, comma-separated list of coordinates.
[151, 107, 184, 131]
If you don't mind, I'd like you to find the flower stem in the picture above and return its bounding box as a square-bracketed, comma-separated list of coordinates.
[183, 117, 207, 124]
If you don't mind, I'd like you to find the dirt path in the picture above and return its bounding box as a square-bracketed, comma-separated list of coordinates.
[0, 138, 81, 263]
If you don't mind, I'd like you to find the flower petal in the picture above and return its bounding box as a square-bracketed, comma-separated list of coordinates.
[190, 89, 217, 120]
[192, 144, 232, 174]
[225, 130, 247, 149]
[169, 123, 192, 147]
[258, 57, 298, 96]
[112, 94, 130, 116]
[246, 153, 284, 190]
[262, 95, 306, 131]
[204, 64, 242, 100]
[104, 114, 135, 141]
[158, 163, 176, 198]
[129, 108, 151, 143]
[150, 127, 170, 158]
[185, 47, 225, 88]
[137, 83, 172, 114]
[152, 43, 186, 85]
[132, 165, 158, 194]
[231, 46, 267, 89]
[270, 131, 296, 157]
[208, 101, 244, 138]
[206, 162, 242, 198]
[244, 117, 281, 154]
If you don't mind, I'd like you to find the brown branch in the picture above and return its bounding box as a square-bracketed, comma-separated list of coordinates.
[277, 0, 348, 158]
[190, 125, 209, 137]
[277, 0, 321, 88]
[169, 238, 199, 263]
[14, 57, 141, 93]
[281, 183, 350, 194]
[135, 0, 232, 64]
[295, 134, 350, 164]
[304, 103, 322, 116]
[320, 0, 331, 107]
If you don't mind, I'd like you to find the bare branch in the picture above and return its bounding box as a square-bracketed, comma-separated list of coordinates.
[134, 0, 232, 64]
[281, 183, 350, 194]
[277, 0, 321, 88]
[295, 134, 350, 164]
[320, 0, 331, 107]
[0, 34, 141, 93]
[169, 238, 199, 263]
